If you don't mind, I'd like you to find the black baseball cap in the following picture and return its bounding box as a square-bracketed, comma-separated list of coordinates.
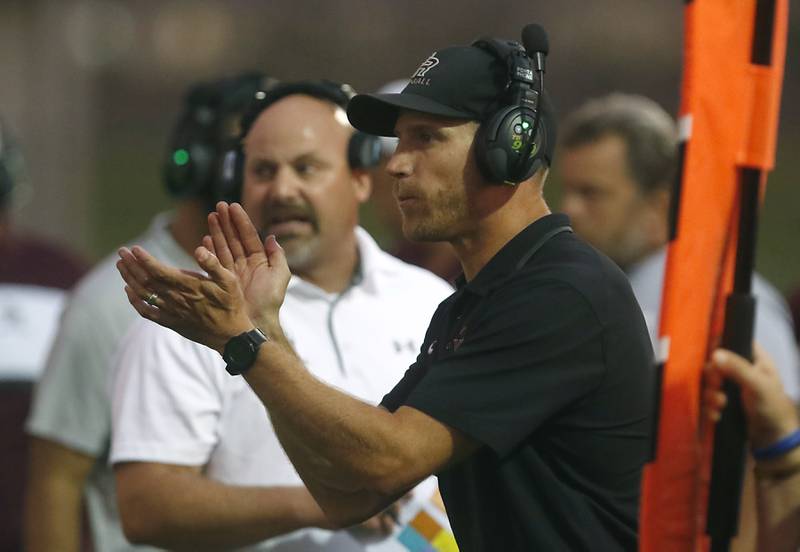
[347, 44, 557, 164]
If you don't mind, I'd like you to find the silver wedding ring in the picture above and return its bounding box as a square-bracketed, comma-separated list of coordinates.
[144, 292, 159, 307]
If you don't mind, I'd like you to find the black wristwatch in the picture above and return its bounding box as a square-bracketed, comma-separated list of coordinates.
[222, 328, 269, 376]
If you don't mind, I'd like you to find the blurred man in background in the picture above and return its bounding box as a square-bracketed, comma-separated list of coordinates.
[109, 81, 453, 551]
[558, 93, 800, 401]
[0, 117, 88, 552]
[0, 117, 88, 380]
[23, 73, 271, 552]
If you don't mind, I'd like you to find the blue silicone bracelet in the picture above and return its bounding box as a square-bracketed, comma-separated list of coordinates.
[752, 428, 800, 461]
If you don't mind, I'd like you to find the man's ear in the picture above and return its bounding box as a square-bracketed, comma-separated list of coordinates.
[351, 169, 372, 204]
[645, 187, 672, 243]
[649, 187, 671, 219]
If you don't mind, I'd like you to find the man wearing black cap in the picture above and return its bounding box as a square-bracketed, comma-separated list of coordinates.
[117, 30, 655, 551]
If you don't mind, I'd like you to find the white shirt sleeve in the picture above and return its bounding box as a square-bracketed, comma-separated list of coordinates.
[752, 274, 800, 403]
[109, 319, 226, 466]
[26, 298, 122, 456]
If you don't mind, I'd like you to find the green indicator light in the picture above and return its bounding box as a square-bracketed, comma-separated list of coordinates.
[173, 149, 190, 166]
[522, 121, 530, 129]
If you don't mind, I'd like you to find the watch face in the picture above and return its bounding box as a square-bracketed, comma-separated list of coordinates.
[224, 329, 267, 375]
[226, 338, 254, 366]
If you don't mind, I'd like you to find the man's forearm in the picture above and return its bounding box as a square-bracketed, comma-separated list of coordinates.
[242, 330, 429, 509]
[24, 438, 94, 552]
[24, 472, 85, 552]
[246, 334, 412, 484]
[115, 463, 332, 551]
[269, 407, 404, 526]
[240, 325, 476, 523]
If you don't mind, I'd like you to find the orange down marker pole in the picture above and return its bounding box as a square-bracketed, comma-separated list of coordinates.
[638, 1, 788, 551]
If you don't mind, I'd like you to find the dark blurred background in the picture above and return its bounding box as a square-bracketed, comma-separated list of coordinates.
[1, 0, 798, 291]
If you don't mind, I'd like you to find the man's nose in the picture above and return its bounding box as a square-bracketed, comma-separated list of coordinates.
[386, 148, 412, 179]
[269, 166, 303, 200]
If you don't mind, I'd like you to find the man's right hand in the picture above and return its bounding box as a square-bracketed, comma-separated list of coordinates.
[203, 202, 292, 332]
[116, 202, 292, 354]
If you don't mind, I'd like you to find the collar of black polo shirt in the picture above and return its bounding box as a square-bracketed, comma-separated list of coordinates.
[455, 213, 572, 295]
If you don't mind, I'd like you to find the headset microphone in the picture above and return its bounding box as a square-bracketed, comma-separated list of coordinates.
[519, 24, 548, 174]
[522, 24, 548, 73]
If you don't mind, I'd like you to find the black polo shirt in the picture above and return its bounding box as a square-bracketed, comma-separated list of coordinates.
[382, 214, 654, 551]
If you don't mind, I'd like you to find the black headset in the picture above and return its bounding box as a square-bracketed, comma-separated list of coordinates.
[217, 80, 381, 204]
[471, 37, 549, 185]
[163, 72, 277, 207]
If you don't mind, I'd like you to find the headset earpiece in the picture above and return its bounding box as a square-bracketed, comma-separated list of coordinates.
[163, 99, 219, 199]
[475, 105, 545, 184]
[218, 80, 382, 200]
[348, 131, 382, 170]
[215, 143, 245, 205]
[164, 73, 272, 208]
[472, 37, 547, 185]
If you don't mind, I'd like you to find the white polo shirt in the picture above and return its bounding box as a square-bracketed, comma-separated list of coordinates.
[110, 227, 454, 551]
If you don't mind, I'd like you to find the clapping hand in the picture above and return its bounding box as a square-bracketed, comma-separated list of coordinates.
[116, 202, 291, 353]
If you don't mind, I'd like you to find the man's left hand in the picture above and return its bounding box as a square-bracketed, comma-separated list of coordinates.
[115, 202, 291, 353]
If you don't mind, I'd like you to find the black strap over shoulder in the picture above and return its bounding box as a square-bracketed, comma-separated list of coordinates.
[514, 225, 572, 271]
[435, 224, 573, 357]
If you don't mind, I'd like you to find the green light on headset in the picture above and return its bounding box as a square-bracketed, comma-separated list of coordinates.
[173, 149, 190, 166]
[522, 121, 530, 130]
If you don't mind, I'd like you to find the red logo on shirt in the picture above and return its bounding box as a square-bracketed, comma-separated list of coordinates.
[448, 326, 467, 352]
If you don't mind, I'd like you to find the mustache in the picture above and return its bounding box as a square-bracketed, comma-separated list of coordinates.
[261, 202, 319, 230]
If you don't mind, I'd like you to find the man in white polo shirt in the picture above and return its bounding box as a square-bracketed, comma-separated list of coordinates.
[23, 74, 270, 552]
[109, 81, 454, 551]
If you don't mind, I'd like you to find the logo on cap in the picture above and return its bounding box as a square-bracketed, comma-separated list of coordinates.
[409, 52, 440, 86]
